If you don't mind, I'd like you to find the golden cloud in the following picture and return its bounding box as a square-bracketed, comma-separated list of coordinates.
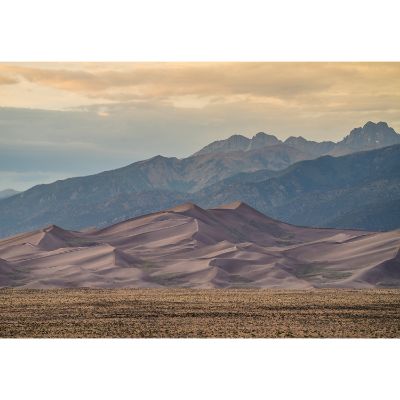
[0, 74, 19, 85]
[0, 62, 397, 97]
[0, 62, 399, 120]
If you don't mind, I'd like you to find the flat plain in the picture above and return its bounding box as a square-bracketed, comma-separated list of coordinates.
[0, 289, 399, 338]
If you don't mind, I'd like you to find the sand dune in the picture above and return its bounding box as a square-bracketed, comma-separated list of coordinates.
[0, 202, 399, 288]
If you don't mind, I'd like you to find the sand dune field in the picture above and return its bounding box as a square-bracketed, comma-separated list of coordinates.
[0, 202, 399, 288]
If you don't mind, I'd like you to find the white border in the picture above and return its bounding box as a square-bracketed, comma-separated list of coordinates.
[0, 339, 399, 400]
[1, 0, 400, 61]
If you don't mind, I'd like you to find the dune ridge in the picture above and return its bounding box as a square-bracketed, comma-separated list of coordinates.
[0, 202, 399, 288]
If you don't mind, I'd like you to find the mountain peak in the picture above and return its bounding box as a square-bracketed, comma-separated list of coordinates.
[363, 121, 389, 129]
[247, 132, 281, 150]
[253, 132, 271, 138]
[150, 155, 169, 161]
[193, 131, 284, 156]
[333, 121, 400, 155]
[192, 134, 250, 156]
[285, 136, 308, 143]
[230, 134, 248, 139]
[351, 121, 394, 134]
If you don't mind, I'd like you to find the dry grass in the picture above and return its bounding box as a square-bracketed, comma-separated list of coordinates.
[0, 288, 399, 338]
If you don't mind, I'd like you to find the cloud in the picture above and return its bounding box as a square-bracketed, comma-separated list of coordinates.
[0, 65, 105, 92]
[0, 74, 18, 85]
[3, 62, 399, 107]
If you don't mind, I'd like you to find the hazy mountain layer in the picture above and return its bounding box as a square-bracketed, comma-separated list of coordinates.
[194, 145, 400, 231]
[0, 121, 399, 237]
[0, 145, 310, 237]
[0, 189, 19, 200]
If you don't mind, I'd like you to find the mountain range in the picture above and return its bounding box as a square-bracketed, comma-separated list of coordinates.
[192, 121, 399, 157]
[194, 144, 400, 230]
[1, 201, 399, 288]
[0, 121, 399, 237]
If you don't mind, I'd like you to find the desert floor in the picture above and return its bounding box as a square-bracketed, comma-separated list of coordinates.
[0, 289, 399, 338]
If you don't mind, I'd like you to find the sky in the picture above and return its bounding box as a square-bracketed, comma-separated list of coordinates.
[0, 62, 400, 191]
